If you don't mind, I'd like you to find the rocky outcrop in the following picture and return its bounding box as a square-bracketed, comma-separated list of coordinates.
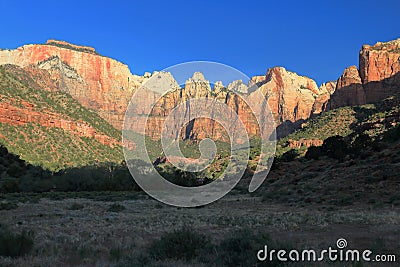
[328, 66, 366, 109]
[329, 38, 400, 109]
[359, 39, 400, 103]
[360, 39, 400, 83]
[312, 81, 337, 114]
[250, 67, 324, 136]
[253, 67, 321, 123]
[287, 138, 323, 149]
[0, 40, 136, 129]
[227, 80, 248, 94]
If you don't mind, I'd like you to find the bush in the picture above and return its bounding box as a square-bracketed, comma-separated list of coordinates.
[67, 203, 84, 210]
[148, 226, 210, 261]
[0, 227, 34, 257]
[305, 146, 323, 160]
[382, 125, 400, 142]
[352, 133, 372, 154]
[280, 149, 299, 162]
[0, 201, 18, 210]
[321, 135, 348, 160]
[107, 203, 126, 212]
[214, 228, 289, 266]
[0, 178, 19, 193]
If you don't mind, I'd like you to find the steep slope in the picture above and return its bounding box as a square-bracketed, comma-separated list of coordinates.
[277, 93, 400, 156]
[255, 94, 400, 207]
[0, 65, 123, 170]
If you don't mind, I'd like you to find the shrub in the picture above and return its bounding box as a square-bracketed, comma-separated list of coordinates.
[109, 247, 123, 261]
[148, 226, 210, 261]
[382, 125, 400, 142]
[352, 133, 372, 154]
[107, 203, 126, 212]
[214, 228, 289, 266]
[67, 203, 84, 210]
[0, 201, 18, 210]
[0, 227, 34, 257]
[0, 178, 19, 193]
[305, 146, 323, 160]
[280, 149, 299, 162]
[321, 135, 348, 160]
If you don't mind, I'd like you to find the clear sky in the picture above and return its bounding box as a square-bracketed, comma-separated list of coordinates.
[0, 0, 399, 85]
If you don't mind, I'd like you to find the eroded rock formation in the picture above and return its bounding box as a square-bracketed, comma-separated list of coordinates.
[329, 38, 400, 109]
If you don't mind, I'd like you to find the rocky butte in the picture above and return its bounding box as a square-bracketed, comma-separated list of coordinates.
[329, 38, 400, 109]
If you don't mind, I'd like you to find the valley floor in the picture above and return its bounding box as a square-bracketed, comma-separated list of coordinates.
[0, 193, 399, 266]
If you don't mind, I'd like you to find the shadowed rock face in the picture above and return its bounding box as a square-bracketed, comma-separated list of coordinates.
[312, 81, 337, 115]
[328, 66, 366, 109]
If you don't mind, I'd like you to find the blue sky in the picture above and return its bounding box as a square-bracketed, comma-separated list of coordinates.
[0, 0, 399, 85]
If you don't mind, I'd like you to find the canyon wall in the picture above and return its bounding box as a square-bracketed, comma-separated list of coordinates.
[329, 38, 400, 109]
[1, 38, 399, 142]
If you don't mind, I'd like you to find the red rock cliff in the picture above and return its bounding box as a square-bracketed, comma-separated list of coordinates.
[329, 38, 400, 109]
[0, 40, 136, 129]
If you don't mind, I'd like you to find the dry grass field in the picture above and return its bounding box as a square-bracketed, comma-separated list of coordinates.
[0, 191, 399, 266]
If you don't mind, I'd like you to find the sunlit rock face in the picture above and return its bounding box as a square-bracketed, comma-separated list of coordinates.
[0, 40, 136, 129]
[329, 38, 400, 109]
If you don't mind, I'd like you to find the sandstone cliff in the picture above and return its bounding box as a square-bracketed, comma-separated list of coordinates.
[0, 40, 136, 129]
[328, 66, 365, 109]
[2, 38, 399, 144]
[359, 39, 400, 103]
[329, 38, 400, 109]
[312, 81, 337, 114]
[249, 67, 325, 136]
[125, 67, 330, 140]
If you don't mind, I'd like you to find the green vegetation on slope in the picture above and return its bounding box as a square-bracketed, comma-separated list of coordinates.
[0, 65, 123, 170]
[0, 143, 139, 193]
[276, 95, 399, 158]
[0, 65, 120, 139]
[45, 41, 99, 55]
[0, 122, 123, 171]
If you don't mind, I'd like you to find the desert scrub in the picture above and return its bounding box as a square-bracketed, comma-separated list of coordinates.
[213, 229, 270, 266]
[107, 203, 126, 212]
[148, 226, 210, 261]
[67, 203, 84, 210]
[0, 225, 34, 257]
[0, 201, 18, 210]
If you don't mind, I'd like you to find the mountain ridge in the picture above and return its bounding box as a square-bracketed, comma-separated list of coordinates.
[0, 38, 399, 169]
